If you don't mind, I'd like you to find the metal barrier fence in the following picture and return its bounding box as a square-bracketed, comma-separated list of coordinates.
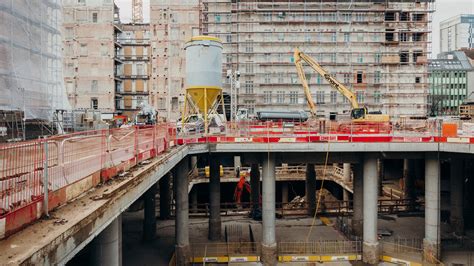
[278, 240, 361, 255]
[0, 124, 170, 218]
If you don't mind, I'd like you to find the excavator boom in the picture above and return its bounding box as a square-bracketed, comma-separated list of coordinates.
[294, 49, 317, 116]
[294, 48, 359, 109]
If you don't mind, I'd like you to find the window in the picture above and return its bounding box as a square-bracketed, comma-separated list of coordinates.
[400, 51, 409, 64]
[415, 77, 421, 84]
[92, 12, 98, 23]
[374, 71, 381, 84]
[400, 12, 409, 21]
[264, 73, 271, 83]
[400, 32, 409, 42]
[245, 41, 253, 52]
[374, 91, 381, 103]
[357, 71, 363, 84]
[278, 73, 283, 83]
[91, 80, 98, 92]
[343, 73, 351, 84]
[91, 98, 98, 109]
[80, 44, 87, 56]
[342, 13, 351, 22]
[277, 91, 285, 103]
[412, 13, 425, 22]
[385, 12, 396, 21]
[331, 53, 336, 63]
[344, 33, 350, 42]
[413, 50, 423, 63]
[245, 62, 253, 74]
[385, 29, 395, 42]
[215, 14, 221, 23]
[290, 91, 298, 104]
[413, 32, 423, 42]
[316, 91, 325, 104]
[357, 31, 364, 42]
[278, 33, 284, 41]
[226, 34, 232, 43]
[332, 32, 337, 42]
[330, 91, 337, 103]
[356, 91, 364, 103]
[357, 54, 363, 63]
[375, 53, 382, 63]
[226, 54, 232, 63]
[244, 80, 254, 94]
[244, 100, 255, 114]
[264, 12, 272, 21]
[355, 13, 365, 22]
[264, 91, 272, 104]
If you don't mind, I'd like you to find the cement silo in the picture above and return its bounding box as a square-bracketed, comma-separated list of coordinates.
[183, 36, 225, 133]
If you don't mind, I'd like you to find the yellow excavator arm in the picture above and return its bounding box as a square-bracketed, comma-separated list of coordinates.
[294, 49, 317, 116]
[294, 48, 359, 110]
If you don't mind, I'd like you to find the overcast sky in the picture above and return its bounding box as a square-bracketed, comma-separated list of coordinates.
[115, 0, 474, 57]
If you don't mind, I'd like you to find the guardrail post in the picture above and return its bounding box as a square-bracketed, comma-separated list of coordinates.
[43, 140, 49, 217]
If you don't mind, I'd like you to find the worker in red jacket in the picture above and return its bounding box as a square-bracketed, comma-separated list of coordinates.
[234, 167, 251, 208]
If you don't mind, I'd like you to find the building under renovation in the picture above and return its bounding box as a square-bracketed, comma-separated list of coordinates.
[0, 0, 67, 139]
[62, 0, 121, 121]
[116, 24, 151, 117]
[201, 0, 434, 118]
[150, 0, 201, 121]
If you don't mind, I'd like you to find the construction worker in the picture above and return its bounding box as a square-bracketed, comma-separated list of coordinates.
[234, 167, 251, 209]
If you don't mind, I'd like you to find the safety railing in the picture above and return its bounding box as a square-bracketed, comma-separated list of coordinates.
[278, 240, 362, 255]
[0, 124, 170, 222]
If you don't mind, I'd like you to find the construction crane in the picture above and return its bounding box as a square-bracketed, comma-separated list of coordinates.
[294, 48, 390, 123]
[132, 0, 143, 23]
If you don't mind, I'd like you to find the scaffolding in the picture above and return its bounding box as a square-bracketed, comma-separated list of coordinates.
[0, 0, 69, 139]
[200, 0, 435, 118]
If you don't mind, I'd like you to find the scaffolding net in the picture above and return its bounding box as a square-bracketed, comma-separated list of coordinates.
[0, 0, 69, 121]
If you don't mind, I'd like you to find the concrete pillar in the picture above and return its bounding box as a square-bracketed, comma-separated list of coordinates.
[403, 159, 416, 210]
[352, 163, 363, 237]
[143, 184, 157, 241]
[208, 157, 221, 241]
[450, 159, 464, 235]
[93, 215, 122, 266]
[424, 156, 440, 262]
[363, 155, 379, 264]
[175, 158, 190, 265]
[343, 163, 351, 202]
[250, 163, 260, 215]
[190, 156, 198, 176]
[261, 153, 277, 265]
[281, 182, 289, 205]
[190, 188, 198, 214]
[305, 163, 316, 216]
[159, 173, 171, 220]
[234, 156, 241, 169]
[377, 159, 384, 194]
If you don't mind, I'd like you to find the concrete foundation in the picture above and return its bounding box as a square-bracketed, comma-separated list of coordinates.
[93, 215, 122, 266]
[262, 153, 276, 265]
[159, 173, 171, 220]
[208, 157, 221, 241]
[305, 163, 316, 216]
[250, 163, 260, 215]
[143, 184, 157, 241]
[175, 158, 190, 265]
[352, 163, 363, 237]
[424, 156, 440, 262]
[450, 159, 464, 235]
[363, 156, 379, 264]
[343, 163, 351, 202]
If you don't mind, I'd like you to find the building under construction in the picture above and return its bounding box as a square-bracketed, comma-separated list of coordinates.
[201, 0, 434, 118]
[0, 0, 67, 140]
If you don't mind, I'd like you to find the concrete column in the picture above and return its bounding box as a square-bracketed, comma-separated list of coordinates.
[93, 215, 122, 266]
[159, 173, 171, 220]
[450, 159, 464, 235]
[363, 155, 379, 264]
[190, 188, 198, 214]
[261, 153, 277, 265]
[305, 163, 316, 216]
[234, 156, 241, 169]
[343, 163, 351, 202]
[175, 158, 190, 265]
[352, 163, 363, 237]
[190, 156, 198, 176]
[143, 184, 157, 241]
[403, 159, 416, 210]
[377, 159, 384, 194]
[424, 156, 440, 262]
[208, 157, 221, 241]
[281, 182, 289, 205]
[250, 163, 260, 215]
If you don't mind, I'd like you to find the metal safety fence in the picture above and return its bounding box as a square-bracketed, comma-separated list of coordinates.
[0, 124, 170, 219]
